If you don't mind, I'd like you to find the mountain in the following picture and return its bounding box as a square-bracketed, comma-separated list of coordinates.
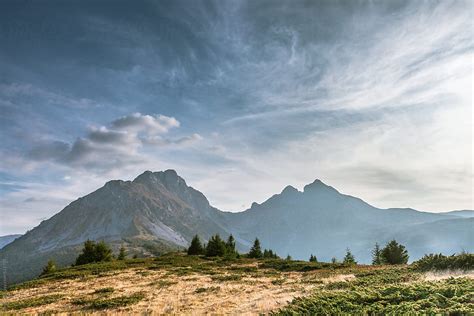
[439, 210, 474, 218]
[0, 170, 230, 285]
[1, 170, 472, 285]
[221, 180, 468, 262]
[0, 234, 21, 249]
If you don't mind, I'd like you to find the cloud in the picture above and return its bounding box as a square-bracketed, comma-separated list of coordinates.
[111, 113, 180, 134]
[25, 113, 200, 173]
[0, 0, 472, 234]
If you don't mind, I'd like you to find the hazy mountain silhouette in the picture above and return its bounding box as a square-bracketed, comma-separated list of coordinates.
[1, 170, 471, 285]
[0, 234, 21, 249]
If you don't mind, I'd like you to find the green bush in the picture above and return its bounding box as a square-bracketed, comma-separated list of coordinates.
[75, 240, 113, 265]
[40, 260, 56, 276]
[414, 252, 474, 271]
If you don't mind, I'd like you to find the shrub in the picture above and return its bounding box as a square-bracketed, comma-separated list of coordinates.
[414, 252, 474, 271]
[40, 260, 56, 276]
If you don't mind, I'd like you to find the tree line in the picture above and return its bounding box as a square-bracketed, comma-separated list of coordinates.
[187, 234, 279, 259]
[40, 235, 412, 276]
[188, 234, 409, 265]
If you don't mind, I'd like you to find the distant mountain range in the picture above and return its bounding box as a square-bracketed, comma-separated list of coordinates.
[1, 170, 472, 285]
[0, 234, 21, 249]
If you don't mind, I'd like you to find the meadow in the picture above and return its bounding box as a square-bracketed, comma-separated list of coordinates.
[1, 253, 473, 314]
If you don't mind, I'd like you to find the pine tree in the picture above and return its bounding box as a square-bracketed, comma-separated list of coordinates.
[41, 259, 56, 276]
[75, 240, 113, 265]
[75, 240, 97, 265]
[263, 249, 278, 259]
[331, 257, 338, 264]
[381, 240, 409, 264]
[248, 238, 263, 258]
[286, 254, 292, 261]
[372, 243, 382, 265]
[309, 254, 318, 262]
[225, 234, 237, 257]
[117, 246, 127, 260]
[95, 241, 113, 262]
[343, 248, 357, 265]
[206, 234, 227, 257]
[188, 235, 204, 255]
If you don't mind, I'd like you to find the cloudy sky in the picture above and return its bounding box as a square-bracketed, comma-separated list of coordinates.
[0, 0, 472, 235]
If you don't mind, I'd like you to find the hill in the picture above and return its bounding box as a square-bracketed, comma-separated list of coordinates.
[1, 253, 472, 314]
[1, 170, 472, 285]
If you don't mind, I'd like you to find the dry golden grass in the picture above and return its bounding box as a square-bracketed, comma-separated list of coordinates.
[0, 265, 346, 314]
[0, 254, 379, 315]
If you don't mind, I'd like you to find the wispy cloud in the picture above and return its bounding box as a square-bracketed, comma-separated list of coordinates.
[0, 0, 472, 234]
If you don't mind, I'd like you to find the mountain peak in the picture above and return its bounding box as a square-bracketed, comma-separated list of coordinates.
[303, 179, 338, 193]
[281, 185, 298, 195]
[133, 169, 183, 186]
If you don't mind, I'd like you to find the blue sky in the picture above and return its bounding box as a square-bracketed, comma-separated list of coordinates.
[0, 0, 472, 235]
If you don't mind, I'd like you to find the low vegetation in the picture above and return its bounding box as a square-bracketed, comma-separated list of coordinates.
[2, 237, 472, 314]
[2, 294, 64, 310]
[277, 271, 473, 314]
[414, 252, 474, 271]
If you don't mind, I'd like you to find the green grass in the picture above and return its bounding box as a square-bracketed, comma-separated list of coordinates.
[88, 292, 145, 310]
[93, 287, 115, 294]
[258, 259, 344, 272]
[195, 286, 220, 294]
[211, 274, 243, 282]
[72, 292, 145, 310]
[2, 294, 64, 310]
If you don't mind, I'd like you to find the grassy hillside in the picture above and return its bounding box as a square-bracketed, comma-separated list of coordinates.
[1, 253, 473, 314]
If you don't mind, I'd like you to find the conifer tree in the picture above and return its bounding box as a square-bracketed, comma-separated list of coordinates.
[206, 234, 227, 257]
[372, 243, 382, 265]
[41, 259, 56, 276]
[188, 235, 204, 255]
[95, 241, 113, 262]
[343, 248, 357, 265]
[309, 254, 318, 262]
[75, 240, 97, 265]
[248, 238, 263, 258]
[117, 245, 127, 260]
[286, 254, 292, 261]
[75, 240, 113, 265]
[225, 234, 237, 256]
[381, 240, 409, 264]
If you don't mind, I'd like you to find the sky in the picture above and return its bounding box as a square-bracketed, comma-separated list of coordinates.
[0, 0, 472, 235]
